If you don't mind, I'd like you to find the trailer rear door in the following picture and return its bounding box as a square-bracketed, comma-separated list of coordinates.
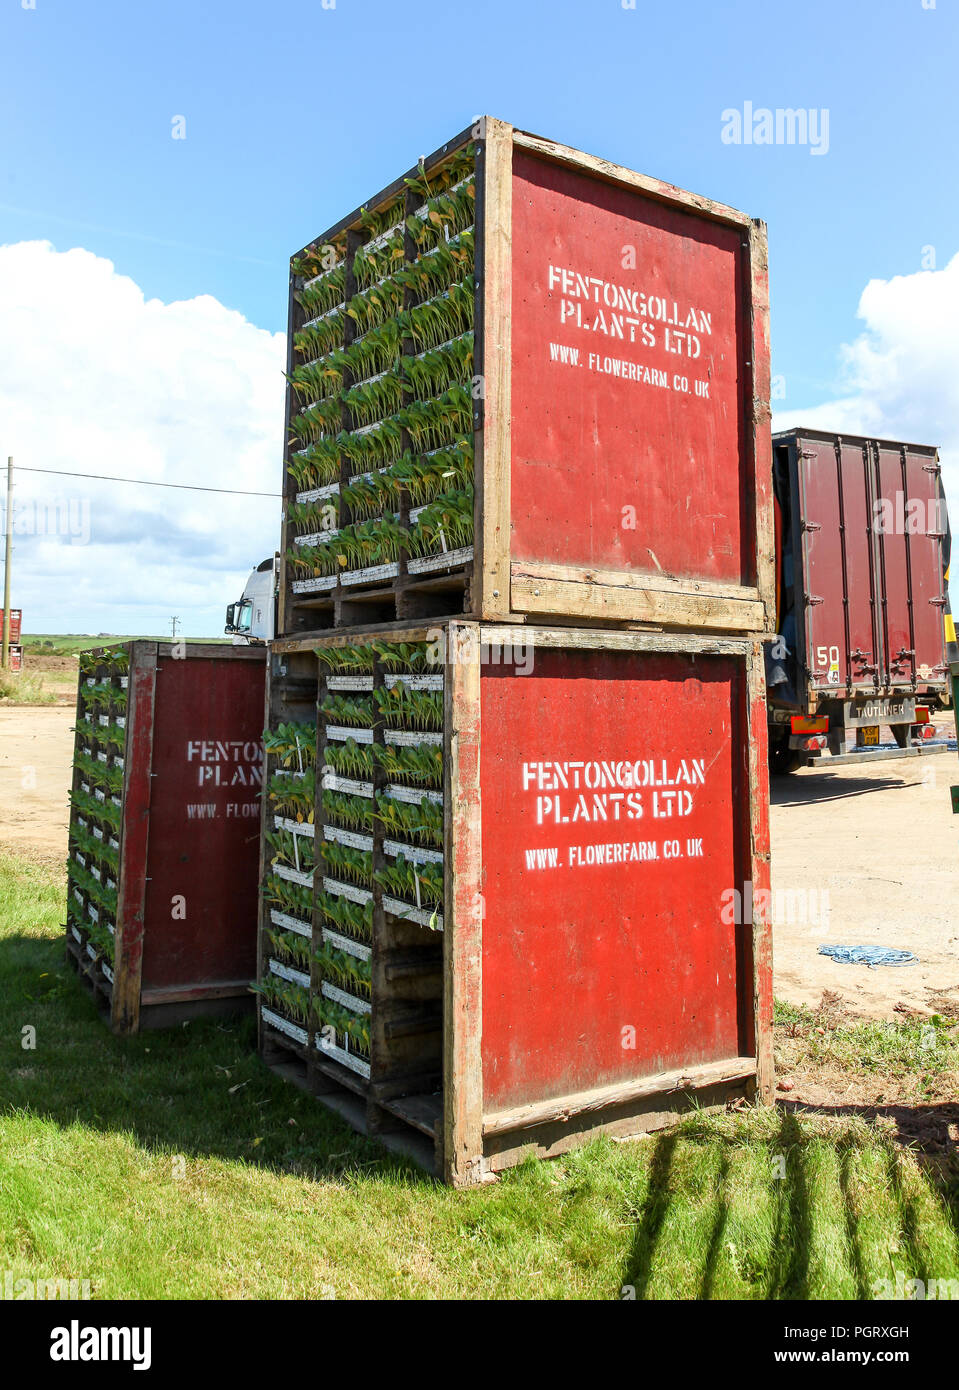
[796, 436, 879, 693]
[872, 441, 947, 687]
[792, 432, 947, 695]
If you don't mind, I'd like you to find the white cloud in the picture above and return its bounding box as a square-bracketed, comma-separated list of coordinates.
[0, 241, 286, 637]
[772, 251, 959, 524]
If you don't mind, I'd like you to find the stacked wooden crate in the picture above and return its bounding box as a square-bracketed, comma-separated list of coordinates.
[64, 642, 266, 1033]
[259, 118, 775, 1184]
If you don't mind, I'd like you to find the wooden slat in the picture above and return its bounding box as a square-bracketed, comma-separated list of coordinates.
[276, 619, 756, 658]
[512, 128, 753, 228]
[475, 117, 513, 621]
[746, 638, 775, 1102]
[483, 1056, 757, 1136]
[442, 620, 485, 1184]
[510, 564, 766, 631]
[748, 218, 776, 628]
[111, 642, 157, 1035]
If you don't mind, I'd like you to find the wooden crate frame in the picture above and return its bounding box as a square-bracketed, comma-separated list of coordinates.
[264, 621, 774, 1186]
[65, 642, 266, 1033]
[279, 117, 774, 641]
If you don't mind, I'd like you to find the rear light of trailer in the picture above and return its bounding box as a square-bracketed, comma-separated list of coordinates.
[790, 715, 828, 735]
[914, 705, 930, 724]
[912, 723, 936, 741]
[790, 734, 827, 751]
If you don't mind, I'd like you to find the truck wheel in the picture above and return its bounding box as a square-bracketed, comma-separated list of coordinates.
[769, 732, 802, 775]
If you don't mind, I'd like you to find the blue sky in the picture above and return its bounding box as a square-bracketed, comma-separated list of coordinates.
[1, 0, 957, 634]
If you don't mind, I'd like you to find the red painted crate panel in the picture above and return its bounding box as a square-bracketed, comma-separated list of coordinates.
[509, 150, 750, 585]
[479, 646, 749, 1110]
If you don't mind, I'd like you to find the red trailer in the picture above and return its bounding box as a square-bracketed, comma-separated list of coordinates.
[65, 641, 267, 1031]
[768, 428, 951, 770]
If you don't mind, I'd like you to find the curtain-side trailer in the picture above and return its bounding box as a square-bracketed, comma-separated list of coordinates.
[767, 428, 952, 773]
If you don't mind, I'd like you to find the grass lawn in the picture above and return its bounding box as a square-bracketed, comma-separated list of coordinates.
[1, 850, 957, 1300]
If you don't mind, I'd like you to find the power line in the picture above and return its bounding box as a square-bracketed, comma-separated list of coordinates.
[13, 465, 281, 498]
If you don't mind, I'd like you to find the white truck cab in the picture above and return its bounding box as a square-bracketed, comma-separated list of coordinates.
[225, 556, 278, 644]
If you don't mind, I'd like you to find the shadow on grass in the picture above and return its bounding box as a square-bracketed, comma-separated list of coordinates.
[619, 1107, 946, 1299]
[0, 931, 435, 1190]
[783, 1097, 959, 1282]
[622, 1112, 821, 1299]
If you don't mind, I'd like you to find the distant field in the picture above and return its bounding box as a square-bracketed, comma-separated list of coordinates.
[2, 635, 230, 704]
[20, 634, 230, 655]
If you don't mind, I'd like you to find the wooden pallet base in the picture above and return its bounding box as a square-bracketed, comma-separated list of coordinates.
[286, 566, 472, 636]
[66, 930, 253, 1032]
[484, 1076, 753, 1175]
[259, 1032, 756, 1185]
[260, 1029, 442, 1176]
[65, 933, 113, 1021]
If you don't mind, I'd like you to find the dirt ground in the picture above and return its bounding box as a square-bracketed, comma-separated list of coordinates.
[770, 729, 959, 1021]
[0, 705, 75, 865]
[1, 702, 957, 1017]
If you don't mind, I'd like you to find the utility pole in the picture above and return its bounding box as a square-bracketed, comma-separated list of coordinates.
[170, 615, 180, 641]
[2, 457, 12, 670]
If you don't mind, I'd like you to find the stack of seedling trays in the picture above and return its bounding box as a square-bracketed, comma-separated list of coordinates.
[63, 641, 267, 1033]
[260, 622, 776, 1186]
[265, 118, 778, 1185]
[65, 646, 128, 1000]
[258, 638, 445, 1166]
[282, 140, 476, 633]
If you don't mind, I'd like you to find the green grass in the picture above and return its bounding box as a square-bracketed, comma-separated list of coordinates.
[0, 670, 58, 704]
[20, 635, 231, 655]
[2, 852, 958, 1300]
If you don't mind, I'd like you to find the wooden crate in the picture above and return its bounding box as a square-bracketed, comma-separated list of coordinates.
[65, 642, 266, 1032]
[259, 621, 773, 1185]
[279, 117, 773, 640]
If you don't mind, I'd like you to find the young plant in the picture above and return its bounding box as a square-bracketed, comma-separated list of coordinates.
[264, 722, 317, 769]
[320, 839, 373, 887]
[293, 310, 345, 365]
[323, 738, 375, 780]
[407, 488, 474, 558]
[288, 394, 342, 448]
[373, 683, 442, 731]
[320, 692, 375, 728]
[267, 768, 316, 821]
[396, 383, 473, 453]
[399, 332, 473, 401]
[263, 872, 313, 920]
[406, 178, 475, 251]
[294, 263, 346, 320]
[265, 827, 317, 873]
[287, 438, 342, 491]
[316, 889, 374, 943]
[314, 644, 375, 674]
[368, 640, 436, 672]
[397, 280, 474, 355]
[321, 790, 376, 834]
[374, 854, 444, 908]
[254, 977, 311, 1027]
[352, 227, 405, 292]
[313, 944, 372, 999]
[373, 742, 443, 788]
[372, 794, 444, 848]
[265, 927, 312, 971]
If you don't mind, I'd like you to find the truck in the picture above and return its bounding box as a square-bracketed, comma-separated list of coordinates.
[767, 428, 952, 773]
[225, 556, 278, 645]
